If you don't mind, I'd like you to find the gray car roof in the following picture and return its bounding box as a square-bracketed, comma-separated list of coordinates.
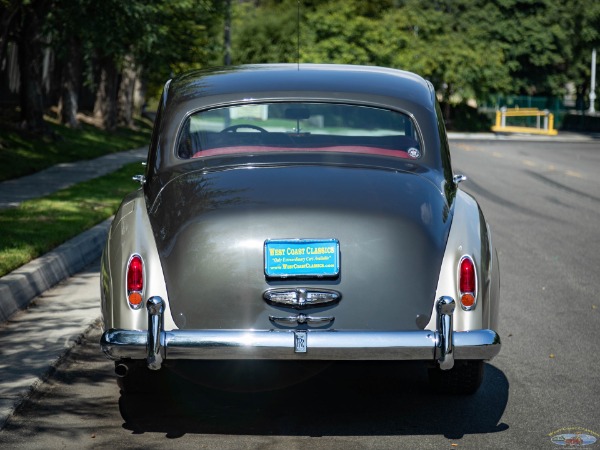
[149, 64, 445, 180]
[165, 64, 435, 109]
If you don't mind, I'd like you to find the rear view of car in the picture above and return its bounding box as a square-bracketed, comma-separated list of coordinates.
[100, 64, 500, 396]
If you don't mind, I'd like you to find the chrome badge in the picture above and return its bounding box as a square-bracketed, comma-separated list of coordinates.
[407, 147, 421, 159]
[263, 288, 341, 309]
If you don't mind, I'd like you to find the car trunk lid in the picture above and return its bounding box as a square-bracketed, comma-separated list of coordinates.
[148, 163, 451, 331]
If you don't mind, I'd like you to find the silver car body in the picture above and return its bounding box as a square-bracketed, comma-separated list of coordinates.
[100, 64, 500, 382]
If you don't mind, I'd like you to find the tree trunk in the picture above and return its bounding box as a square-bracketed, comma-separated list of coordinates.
[117, 54, 136, 128]
[59, 37, 82, 128]
[0, 0, 21, 71]
[575, 81, 588, 112]
[93, 56, 119, 131]
[134, 74, 147, 119]
[17, 4, 46, 133]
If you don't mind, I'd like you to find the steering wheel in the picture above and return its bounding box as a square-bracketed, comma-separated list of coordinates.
[220, 124, 268, 133]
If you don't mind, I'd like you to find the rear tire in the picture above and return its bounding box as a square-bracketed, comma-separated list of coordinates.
[427, 360, 484, 395]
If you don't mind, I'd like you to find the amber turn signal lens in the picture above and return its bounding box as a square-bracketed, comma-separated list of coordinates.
[461, 293, 475, 308]
[128, 292, 143, 306]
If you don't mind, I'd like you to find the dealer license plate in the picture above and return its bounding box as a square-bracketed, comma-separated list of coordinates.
[264, 239, 340, 278]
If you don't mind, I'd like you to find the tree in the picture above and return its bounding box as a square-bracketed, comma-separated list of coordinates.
[0, 0, 51, 133]
[5, 0, 597, 134]
[45, 0, 224, 130]
[303, 1, 384, 65]
[46, 0, 86, 128]
[80, 1, 153, 130]
[300, 0, 511, 106]
[555, 0, 600, 106]
[231, 0, 302, 64]
[384, 0, 512, 105]
[137, 0, 226, 99]
[0, 0, 21, 72]
[117, 54, 137, 128]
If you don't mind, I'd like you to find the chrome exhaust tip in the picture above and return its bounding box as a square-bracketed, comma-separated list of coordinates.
[115, 363, 129, 378]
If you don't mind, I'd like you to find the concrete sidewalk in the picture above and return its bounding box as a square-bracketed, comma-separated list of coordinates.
[0, 261, 101, 430]
[0, 147, 147, 210]
[0, 147, 147, 323]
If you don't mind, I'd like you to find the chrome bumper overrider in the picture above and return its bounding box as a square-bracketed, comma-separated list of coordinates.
[101, 296, 501, 371]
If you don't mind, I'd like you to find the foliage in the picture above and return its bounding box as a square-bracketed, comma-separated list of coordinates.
[442, 102, 495, 132]
[229, 0, 600, 105]
[557, 0, 600, 95]
[138, 0, 226, 97]
[232, 0, 301, 64]
[1, 0, 226, 130]
[2, 0, 600, 130]
[378, 0, 512, 102]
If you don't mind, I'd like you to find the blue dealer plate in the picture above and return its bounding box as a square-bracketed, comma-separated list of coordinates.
[264, 239, 340, 278]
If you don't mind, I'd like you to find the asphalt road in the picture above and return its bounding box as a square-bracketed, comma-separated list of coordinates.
[0, 139, 599, 449]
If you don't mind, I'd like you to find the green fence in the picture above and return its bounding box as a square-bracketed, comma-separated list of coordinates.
[480, 95, 568, 128]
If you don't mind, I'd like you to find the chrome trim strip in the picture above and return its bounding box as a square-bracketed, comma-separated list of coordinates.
[101, 328, 500, 362]
[269, 314, 335, 325]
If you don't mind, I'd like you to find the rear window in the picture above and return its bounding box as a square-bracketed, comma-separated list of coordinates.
[177, 102, 422, 160]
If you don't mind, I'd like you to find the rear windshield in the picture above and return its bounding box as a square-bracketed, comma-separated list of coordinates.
[177, 102, 422, 160]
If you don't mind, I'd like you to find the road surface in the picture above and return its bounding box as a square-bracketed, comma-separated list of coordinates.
[0, 139, 599, 449]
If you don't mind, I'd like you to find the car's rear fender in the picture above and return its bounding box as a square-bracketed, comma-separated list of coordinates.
[426, 189, 499, 332]
[101, 189, 177, 331]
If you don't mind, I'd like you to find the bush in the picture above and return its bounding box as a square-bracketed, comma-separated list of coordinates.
[441, 102, 494, 132]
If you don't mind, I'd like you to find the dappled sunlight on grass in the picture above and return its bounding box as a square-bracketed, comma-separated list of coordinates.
[0, 163, 141, 276]
[0, 118, 151, 182]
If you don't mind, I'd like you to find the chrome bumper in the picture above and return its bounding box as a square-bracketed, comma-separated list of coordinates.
[101, 296, 501, 371]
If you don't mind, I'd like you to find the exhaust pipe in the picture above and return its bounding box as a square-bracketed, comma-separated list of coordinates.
[115, 363, 129, 378]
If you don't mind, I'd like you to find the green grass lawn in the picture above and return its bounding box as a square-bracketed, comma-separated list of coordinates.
[0, 162, 142, 277]
[0, 117, 152, 182]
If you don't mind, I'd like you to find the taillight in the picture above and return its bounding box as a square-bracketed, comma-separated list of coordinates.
[127, 254, 144, 309]
[459, 256, 476, 310]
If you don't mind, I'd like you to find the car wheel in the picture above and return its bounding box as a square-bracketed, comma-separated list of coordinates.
[427, 360, 484, 395]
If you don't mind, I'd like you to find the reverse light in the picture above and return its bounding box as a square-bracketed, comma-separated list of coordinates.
[459, 256, 477, 310]
[127, 254, 144, 309]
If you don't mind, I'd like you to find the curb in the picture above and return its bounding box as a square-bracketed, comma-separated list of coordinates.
[0, 218, 111, 323]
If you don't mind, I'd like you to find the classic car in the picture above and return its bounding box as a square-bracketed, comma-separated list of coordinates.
[100, 64, 500, 395]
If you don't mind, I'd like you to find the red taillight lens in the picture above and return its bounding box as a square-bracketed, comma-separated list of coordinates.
[459, 256, 476, 309]
[127, 255, 143, 292]
[459, 257, 475, 293]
